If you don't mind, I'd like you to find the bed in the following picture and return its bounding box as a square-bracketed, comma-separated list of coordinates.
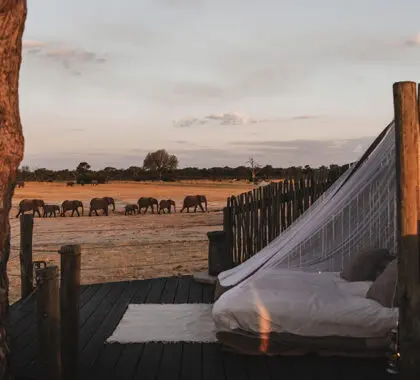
[212, 267, 398, 356]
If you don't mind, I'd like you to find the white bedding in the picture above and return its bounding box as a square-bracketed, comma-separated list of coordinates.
[212, 268, 398, 339]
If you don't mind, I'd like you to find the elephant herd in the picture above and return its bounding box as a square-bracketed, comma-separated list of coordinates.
[15, 195, 208, 218]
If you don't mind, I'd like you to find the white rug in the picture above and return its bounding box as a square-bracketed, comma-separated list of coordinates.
[106, 303, 218, 343]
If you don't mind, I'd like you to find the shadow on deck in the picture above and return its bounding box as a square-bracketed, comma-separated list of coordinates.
[9, 275, 394, 379]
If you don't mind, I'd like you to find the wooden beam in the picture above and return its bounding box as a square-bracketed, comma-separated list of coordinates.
[418, 83, 420, 222]
[36, 265, 61, 380]
[59, 244, 81, 380]
[393, 81, 420, 379]
[19, 213, 33, 298]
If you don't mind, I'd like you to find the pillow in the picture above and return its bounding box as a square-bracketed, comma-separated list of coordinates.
[340, 248, 393, 282]
[366, 259, 399, 308]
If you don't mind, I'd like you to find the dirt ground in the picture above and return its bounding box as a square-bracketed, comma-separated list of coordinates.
[8, 180, 256, 304]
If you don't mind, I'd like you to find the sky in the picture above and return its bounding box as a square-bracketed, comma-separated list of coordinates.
[19, 0, 420, 170]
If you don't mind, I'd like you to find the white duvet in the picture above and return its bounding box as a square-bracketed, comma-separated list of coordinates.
[212, 268, 398, 338]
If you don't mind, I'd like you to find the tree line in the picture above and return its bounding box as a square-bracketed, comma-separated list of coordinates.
[16, 149, 352, 184]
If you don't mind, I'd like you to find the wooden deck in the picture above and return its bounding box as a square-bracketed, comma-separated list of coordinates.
[9, 275, 395, 380]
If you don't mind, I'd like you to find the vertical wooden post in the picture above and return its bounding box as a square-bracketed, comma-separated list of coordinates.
[20, 214, 33, 298]
[36, 265, 61, 380]
[59, 245, 81, 380]
[393, 81, 420, 378]
[207, 231, 233, 276]
[418, 83, 420, 224]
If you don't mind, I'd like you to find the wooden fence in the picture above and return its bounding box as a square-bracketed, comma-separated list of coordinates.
[223, 168, 348, 265]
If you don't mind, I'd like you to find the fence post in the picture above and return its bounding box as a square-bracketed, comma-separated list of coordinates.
[36, 265, 61, 380]
[59, 245, 81, 380]
[20, 214, 33, 298]
[207, 231, 233, 276]
[393, 81, 420, 378]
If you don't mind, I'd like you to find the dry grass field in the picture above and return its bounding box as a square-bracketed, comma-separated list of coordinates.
[8, 180, 256, 304]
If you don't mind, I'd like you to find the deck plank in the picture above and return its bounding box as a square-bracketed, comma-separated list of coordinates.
[22, 283, 120, 376]
[8, 276, 391, 380]
[80, 281, 140, 379]
[110, 279, 152, 380]
[132, 277, 177, 380]
[180, 279, 205, 380]
[157, 277, 191, 380]
[112, 277, 167, 380]
[10, 282, 103, 378]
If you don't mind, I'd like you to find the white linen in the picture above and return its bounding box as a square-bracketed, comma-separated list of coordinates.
[106, 304, 217, 343]
[213, 268, 398, 338]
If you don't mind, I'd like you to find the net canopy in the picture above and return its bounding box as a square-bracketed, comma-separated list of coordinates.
[218, 121, 397, 289]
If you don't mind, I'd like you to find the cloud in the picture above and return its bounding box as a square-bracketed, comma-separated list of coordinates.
[291, 115, 319, 120]
[22, 39, 106, 71]
[173, 117, 209, 128]
[23, 40, 46, 49]
[173, 112, 267, 127]
[67, 128, 85, 132]
[173, 113, 322, 127]
[404, 33, 420, 47]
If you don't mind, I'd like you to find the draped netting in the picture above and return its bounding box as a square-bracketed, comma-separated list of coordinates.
[218, 121, 397, 289]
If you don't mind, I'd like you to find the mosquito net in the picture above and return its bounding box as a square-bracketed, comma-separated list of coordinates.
[217, 121, 397, 290]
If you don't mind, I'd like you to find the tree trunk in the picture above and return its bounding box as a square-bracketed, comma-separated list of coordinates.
[0, 1, 28, 378]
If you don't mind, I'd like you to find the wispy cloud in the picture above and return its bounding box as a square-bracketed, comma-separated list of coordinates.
[173, 113, 321, 127]
[405, 33, 420, 47]
[22, 39, 106, 71]
[23, 40, 46, 49]
[67, 128, 86, 132]
[173, 112, 267, 127]
[291, 115, 319, 120]
[173, 117, 209, 128]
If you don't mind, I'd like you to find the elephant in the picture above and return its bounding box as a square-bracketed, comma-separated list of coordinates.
[16, 181, 25, 188]
[66, 181, 74, 187]
[124, 204, 138, 215]
[16, 199, 45, 218]
[158, 199, 176, 214]
[103, 197, 116, 211]
[91, 180, 98, 186]
[137, 197, 158, 214]
[43, 204, 60, 217]
[89, 197, 114, 216]
[61, 200, 84, 217]
[180, 195, 208, 213]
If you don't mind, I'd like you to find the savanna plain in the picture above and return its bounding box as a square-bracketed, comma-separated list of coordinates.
[8, 180, 256, 304]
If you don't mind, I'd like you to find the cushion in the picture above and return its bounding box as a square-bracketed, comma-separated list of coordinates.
[340, 248, 393, 282]
[366, 259, 399, 308]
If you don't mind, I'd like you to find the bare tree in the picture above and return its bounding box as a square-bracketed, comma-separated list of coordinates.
[246, 157, 261, 183]
[0, 1, 27, 377]
[143, 149, 178, 179]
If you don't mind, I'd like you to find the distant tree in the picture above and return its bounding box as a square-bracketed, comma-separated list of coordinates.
[104, 166, 117, 172]
[143, 149, 178, 179]
[246, 157, 261, 183]
[76, 162, 91, 173]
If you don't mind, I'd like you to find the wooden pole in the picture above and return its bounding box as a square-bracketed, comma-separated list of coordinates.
[393, 81, 420, 379]
[36, 265, 61, 380]
[59, 244, 81, 380]
[19, 214, 34, 298]
[418, 83, 420, 224]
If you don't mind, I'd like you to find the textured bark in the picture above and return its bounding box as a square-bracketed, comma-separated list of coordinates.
[0, 1, 27, 378]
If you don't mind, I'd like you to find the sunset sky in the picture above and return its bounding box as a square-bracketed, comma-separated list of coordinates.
[20, 0, 420, 169]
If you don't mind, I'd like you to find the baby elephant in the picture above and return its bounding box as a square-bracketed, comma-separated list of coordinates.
[43, 204, 60, 217]
[159, 199, 176, 214]
[125, 204, 138, 215]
